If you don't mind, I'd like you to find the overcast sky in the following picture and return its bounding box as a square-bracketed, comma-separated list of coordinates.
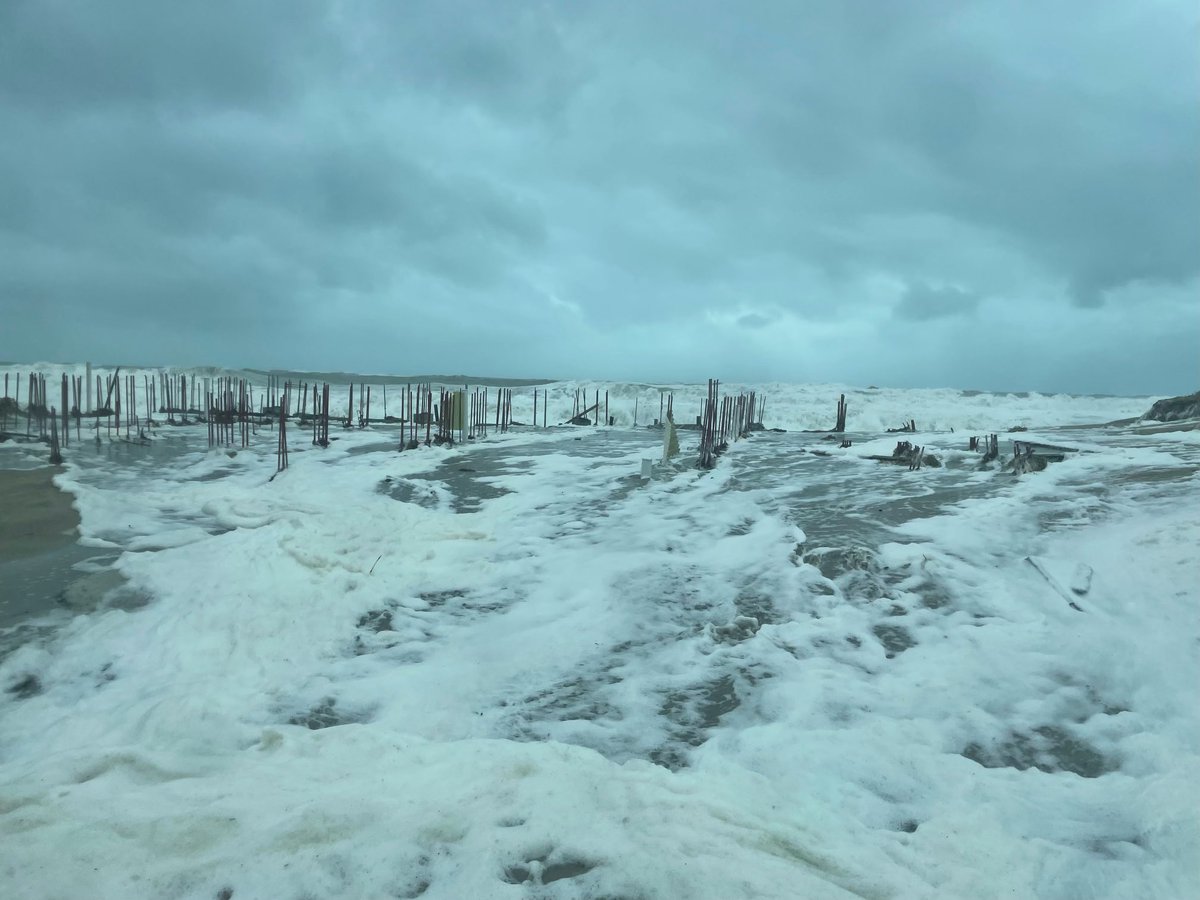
[1, 0, 1197, 394]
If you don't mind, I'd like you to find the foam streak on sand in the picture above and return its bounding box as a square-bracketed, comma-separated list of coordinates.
[0, 381, 1197, 899]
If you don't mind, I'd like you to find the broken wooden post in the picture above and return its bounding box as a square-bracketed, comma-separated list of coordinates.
[49, 407, 62, 465]
[834, 394, 847, 432]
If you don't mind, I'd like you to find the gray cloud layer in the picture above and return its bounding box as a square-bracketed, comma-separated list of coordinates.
[2, 0, 1196, 394]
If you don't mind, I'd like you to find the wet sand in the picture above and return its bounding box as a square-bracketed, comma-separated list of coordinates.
[0, 467, 98, 638]
[0, 467, 79, 563]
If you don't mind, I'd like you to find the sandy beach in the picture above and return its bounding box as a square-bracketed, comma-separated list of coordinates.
[0, 467, 79, 563]
[0, 465, 90, 633]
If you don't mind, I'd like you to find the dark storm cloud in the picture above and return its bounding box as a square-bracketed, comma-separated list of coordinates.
[895, 284, 981, 322]
[0, 0, 328, 112]
[1, 0, 1196, 392]
[736, 313, 776, 330]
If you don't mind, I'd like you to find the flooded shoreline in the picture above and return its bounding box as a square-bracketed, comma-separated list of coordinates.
[0, 467, 87, 645]
[1, 406, 1196, 897]
[0, 467, 79, 564]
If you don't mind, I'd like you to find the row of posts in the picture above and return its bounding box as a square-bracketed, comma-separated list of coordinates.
[4, 377, 658, 441]
[4, 374, 777, 473]
[697, 379, 759, 469]
[206, 378, 252, 449]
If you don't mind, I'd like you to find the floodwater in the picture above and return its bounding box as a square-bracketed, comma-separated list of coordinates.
[0, 431, 200, 654]
[2, 408, 1198, 897]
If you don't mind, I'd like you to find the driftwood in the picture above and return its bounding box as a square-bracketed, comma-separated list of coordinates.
[1012, 440, 1078, 459]
[564, 401, 598, 426]
[1008, 440, 1079, 475]
[865, 440, 941, 469]
[1025, 557, 1091, 612]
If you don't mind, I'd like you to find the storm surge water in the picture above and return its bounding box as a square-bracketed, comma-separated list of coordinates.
[1, 370, 1196, 899]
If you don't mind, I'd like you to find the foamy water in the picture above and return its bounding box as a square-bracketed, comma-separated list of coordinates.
[1, 367, 1197, 899]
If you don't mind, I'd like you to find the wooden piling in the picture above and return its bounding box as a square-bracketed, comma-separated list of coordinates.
[60, 375, 69, 448]
[114, 375, 122, 439]
[49, 407, 62, 464]
[276, 385, 289, 473]
[74, 375, 82, 441]
[698, 379, 718, 469]
[425, 386, 433, 445]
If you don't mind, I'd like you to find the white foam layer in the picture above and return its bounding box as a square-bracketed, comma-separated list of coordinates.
[1, 389, 1197, 898]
